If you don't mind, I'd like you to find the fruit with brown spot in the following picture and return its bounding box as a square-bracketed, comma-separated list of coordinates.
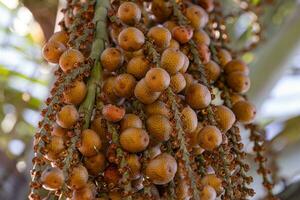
[118, 27, 145, 51]
[120, 128, 149, 153]
[145, 68, 170, 92]
[59, 49, 84, 72]
[113, 73, 137, 98]
[102, 104, 125, 122]
[117, 2, 141, 25]
[147, 26, 172, 49]
[42, 41, 66, 64]
[63, 81, 87, 105]
[41, 167, 64, 190]
[100, 48, 124, 72]
[56, 105, 79, 129]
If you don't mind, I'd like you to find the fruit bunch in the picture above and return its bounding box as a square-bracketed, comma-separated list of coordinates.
[29, 0, 275, 200]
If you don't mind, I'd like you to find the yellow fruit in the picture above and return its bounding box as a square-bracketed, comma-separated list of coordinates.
[183, 73, 196, 91]
[147, 26, 172, 49]
[145, 68, 170, 92]
[198, 125, 222, 151]
[63, 80, 87, 105]
[144, 100, 170, 117]
[68, 165, 88, 190]
[134, 79, 161, 104]
[117, 2, 141, 25]
[168, 39, 180, 50]
[200, 185, 217, 200]
[59, 49, 85, 72]
[185, 83, 211, 109]
[229, 93, 245, 106]
[146, 153, 177, 185]
[51, 124, 67, 137]
[161, 48, 185, 74]
[78, 129, 102, 157]
[224, 59, 249, 75]
[217, 48, 232, 67]
[163, 20, 178, 32]
[102, 104, 125, 122]
[226, 71, 250, 94]
[127, 154, 141, 180]
[121, 114, 142, 131]
[41, 167, 64, 190]
[118, 27, 145, 51]
[185, 5, 208, 30]
[100, 47, 124, 72]
[181, 106, 198, 133]
[232, 100, 256, 124]
[102, 76, 123, 104]
[56, 105, 79, 129]
[113, 73, 137, 98]
[84, 152, 106, 176]
[172, 25, 193, 44]
[201, 174, 224, 194]
[49, 31, 69, 46]
[146, 114, 172, 142]
[46, 135, 65, 154]
[72, 186, 94, 200]
[42, 41, 66, 63]
[214, 105, 236, 133]
[120, 128, 149, 153]
[193, 29, 210, 45]
[179, 54, 190, 73]
[127, 55, 150, 79]
[204, 60, 221, 83]
[170, 72, 186, 93]
[151, 0, 172, 22]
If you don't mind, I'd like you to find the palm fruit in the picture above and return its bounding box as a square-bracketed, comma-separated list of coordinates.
[170, 72, 186, 93]
[144, 100, 170, 117]
[200, 185, 217, 200]
[41, 167, 64, 190]
[145, 153, 177, 185]
[189, 122, 204, 147]
[181, 106, 198, 133]
[42, 40, 66, 63]
[196, 43, 211, 64]
[78, 129, 102, 157]
[180, 54, 190, 73]
[49, 31, 69, 46]
[197, 0, 215, 12]
[104, 165, 121, 185]
[113, 73, 137, 98]
[145, 68, 170, 92]
[185, 5, 208, 30]
[102, 104, 125, 122]
[84, 152, 106, 176]
[204, 60, 221, 83]
[163, 20, 178, 32]
[198, 125, 222, 151]
[229, 92, 245, 105]
[224, 59, 249, 75]
[147, 26, 172, 49]
[46, 135, 65, 154]
[161, 48, 185, 74]
[59, 49, 85, 72]
[120, 128, 149, 153]
[126, 55, 150, 79]
[185, 83, 211, 109]
[102, 76, 123, 104]
[63, 80, 87, 105]
[193, 29, 210, 45]
[217, 48, 232, 67]
[72, 186, 94, 200]
[214, 105, 236, 132]
[201, 174, 224, 195]
[118, 27, 145, 51]
[120, 114, 143, 131]
[151, 0, 173, 22]
[172, 25, 194, 44]
[117, 2, 141, 25]
[68, 165, 89, 190]
[146, 114, 172, 142]
[126, 154, 141, 180]
[168, 39, 180, 50]
[51, 124, 67, 137]
[232, 100, 256, 124]
[226, 71, 250, 94]
[134, 78, 161, 104]
[100, 47, 124, 72]
[56, 105, 79, 129]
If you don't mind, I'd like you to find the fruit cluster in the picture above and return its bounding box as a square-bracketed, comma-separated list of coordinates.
[29, 0, 275, 200]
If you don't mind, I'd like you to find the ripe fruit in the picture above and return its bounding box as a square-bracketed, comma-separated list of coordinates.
[145, 68, 170, 92]
[185, 83, 211, 109]
[84, 152, 106, 176]
[147, 26, 172, 49]
[232, 100, 256, 124]
[104, 165, 121, 185]
[113, 73, 137, 98]
[127, 55, 150, 79]
[151, 0, 172, 22]
[226, 71, 250, 94]
[134, 79, 161, 104]
[196, 43, 211, 64]
[198, 125, 222, 151]
[193, 29, 210, 45]
[68, 165, 89, 190]
[49, 31, 69, 46]
[201, 174, 224, 194]
[172, 26, 193, 44]
[170, 72, 186, 93]
[179, 54, 190, 73]
[118, 27, 145, 51]
[102, 76, 123, 104]
[214, 105, 236, 133]
[146, 153, 177, 185]
[46, 135, 65, 154]
[41, 167, 64, 190]
[121, 114, 143, 131]
[176, 179, 191, 200]
[181, 106, 198, 133]
[217, 48, 232, 67]
[161, 48, 185, 74]
[197, 0, 215, 12]
[59, 49, 85, 72]
[72, 186, 94, 200]
[200, 185, 217, 200]
[185, 5, 208, 30]
[163, 20, 177, 32]
[102, 104, 125, 122]
[229, 93, 245, 105]
[146, 114, 172, 142]
[189, 122, 203, 147]
[120, 128, 149, 153]
[51, 124, 67, 137]
[78, 129, 102, 157]
[204, 60, 221, 83]
[42, 41, 66, 63]
[63, 80, 87, 105]
[117, 2, 141, 25]
[148, 144, 162, 159]
[100, 48, 124, 72]
[224, 59, 249, 75]
[183, 73, 196, 91]
[144, 100, 170, 117]
[56, 105, 79, 129]
[127, 154, 141, 180]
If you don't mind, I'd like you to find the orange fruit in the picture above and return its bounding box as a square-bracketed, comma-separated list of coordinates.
[102, 104, 125, 122]
[163, 21, 177, 32]
[217, 48, 232, 67]
[84, 152, 106, 176]
[226, 71, 250, 94]
[144, 100, 170, 117]
[63, 80, 87, 105]
[41, 167, 64, 190]
[168, 39, 180, 50]
[204, 60, 221, 83]
[127, 154, 142, 180]
[185, 83, 211, 109]
[193, 29, 210, 45]
[134, 79, 161, 104]
[179, 54, 190, 73]
[146, 114, 172, 142]
[201, 174, 224, 194]
[232, 100, 256, 124]
[117, 2, 141, 25]
[104, 165, 121, 185]
[68, 165, 89, 190]
[72, 186, 94, 200]
[229, 93, 245, 106]
[200, 185, 217, 200]
[127, 55, 150, 79]
[197, 0, 215, 12]
[118, 27, 145, 51]
[51, 124, 67, 137]
[42, 41, 66, 63]
[120, 128, 149, 153]
[113, 73, 137, 98]
[100, 47, 124, 72]
[147, 26, 172, 49]
[198, 125, 222, 151]
[214, 105, 236, 133]
[145, 68, 170, 92]
[78, 129, 102, 157]
[102, 76, 123, 104]
[170, 72, 186, 93]
[172, 26, 194, 44]
[181, 106, 198, 133]
[151, 0, 172, 22]
[120, 114, 143, 131]
[161, 48, 185, 74]
[49, 31, 69, 46]
[56, 105, 79, 129]
[224, 59, 249, 75]
[185, 5, 208, 30]
[46, 135, 65, 154]
[59, 49, 85, 72]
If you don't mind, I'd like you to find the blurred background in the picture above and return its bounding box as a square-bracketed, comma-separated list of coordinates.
[0, 0, 300, 199]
